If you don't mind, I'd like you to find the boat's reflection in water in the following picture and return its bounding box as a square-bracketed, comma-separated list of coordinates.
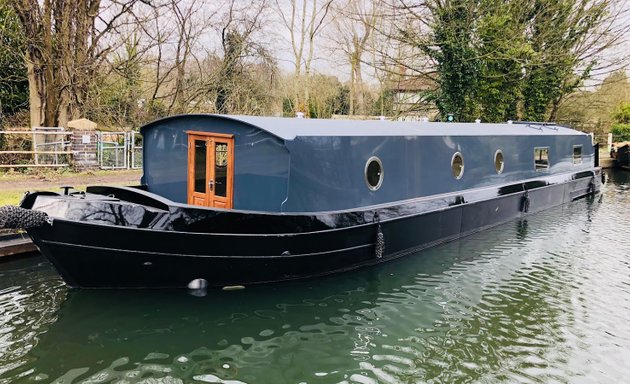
[19, 195, 615, 383]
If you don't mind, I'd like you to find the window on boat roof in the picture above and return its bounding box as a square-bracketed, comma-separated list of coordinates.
[494, 150, 504, 174]
[534, 147, 550, 171]
[452, 152, 464, 179]
[573, 145, 583, 165]
[365, 157, 383, 191]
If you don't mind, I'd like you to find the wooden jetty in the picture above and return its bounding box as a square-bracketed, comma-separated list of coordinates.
[0, 234, 37, 259]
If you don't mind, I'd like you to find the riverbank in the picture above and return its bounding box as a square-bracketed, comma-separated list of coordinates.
[0, 169, 142, 205]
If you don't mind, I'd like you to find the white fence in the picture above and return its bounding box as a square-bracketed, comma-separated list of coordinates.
[0, 128, 73, 168]
[0, 128, 142, 170]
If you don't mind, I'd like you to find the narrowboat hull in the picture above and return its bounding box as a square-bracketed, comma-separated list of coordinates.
[22, 170, 601, 289]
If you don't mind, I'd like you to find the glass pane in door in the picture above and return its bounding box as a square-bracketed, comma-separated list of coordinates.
[215, 142, 228, 197]
[194, 140, 207, 193]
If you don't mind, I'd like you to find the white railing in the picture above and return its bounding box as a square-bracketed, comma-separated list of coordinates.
[0, 129, 72, 168]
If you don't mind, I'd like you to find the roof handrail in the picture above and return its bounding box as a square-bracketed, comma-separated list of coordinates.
[510, 121, 557, 126]
[510, 121, 558, 131]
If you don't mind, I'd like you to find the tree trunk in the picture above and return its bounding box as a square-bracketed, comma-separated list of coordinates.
[58, 92, 69, 128]
[26, 61, 44, 128]
[354, 55, 365, 115]
[349, 61, 355, 116]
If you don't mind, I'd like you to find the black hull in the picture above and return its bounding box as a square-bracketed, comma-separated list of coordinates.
[26, 171, 601, 289]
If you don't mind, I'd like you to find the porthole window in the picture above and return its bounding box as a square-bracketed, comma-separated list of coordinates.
[494, 150, 504, 174]
[365, 156, 383, 190]
[451, 152, 464, 179]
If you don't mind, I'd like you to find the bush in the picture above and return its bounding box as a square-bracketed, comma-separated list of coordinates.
[611, 123, 630, 141]
[612, 102, 630, 124]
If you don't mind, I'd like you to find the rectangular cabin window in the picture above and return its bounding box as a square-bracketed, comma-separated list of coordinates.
[214, 143, 228, 197]
[573, 145, 583, 164]
[534, 147, 549, 171]
[194, 140, 207, 193]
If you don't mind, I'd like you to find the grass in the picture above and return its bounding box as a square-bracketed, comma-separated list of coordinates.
[0, 182, 136, 205]
[0, 190, 30, 205]
[0, 169, 141, 206]
[0, 185, 93, 206]
[0, 168, 137, 182]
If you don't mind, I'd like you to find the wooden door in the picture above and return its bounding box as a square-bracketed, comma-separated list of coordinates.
[187, 132, 234, 208]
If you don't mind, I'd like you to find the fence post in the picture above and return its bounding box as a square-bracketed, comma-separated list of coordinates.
[124, 132, 129, 169]
[608, 132, 613, 152]
[129, 131, 143, 169]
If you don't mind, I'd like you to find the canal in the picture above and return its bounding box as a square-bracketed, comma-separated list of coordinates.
[1, 170, 629, 383]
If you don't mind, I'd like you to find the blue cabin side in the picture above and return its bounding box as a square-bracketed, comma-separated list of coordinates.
[140, 115, 290, 211]
[281, 133, 595, 211]
[139, 115, 596, 213]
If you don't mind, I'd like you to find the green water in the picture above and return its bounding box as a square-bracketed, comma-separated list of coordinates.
[1, 171, 630, 384]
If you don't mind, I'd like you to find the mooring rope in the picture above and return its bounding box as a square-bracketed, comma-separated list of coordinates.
[0, 206, 49, 229]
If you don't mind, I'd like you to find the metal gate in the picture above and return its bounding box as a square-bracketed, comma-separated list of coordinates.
[130, 131, 143, 169]
[98, 131, 142, 170]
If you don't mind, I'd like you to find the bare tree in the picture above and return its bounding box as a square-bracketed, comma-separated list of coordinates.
[330, 0, 380, 116]
[122, 0, 221, 116]
[544, 0, 630, 120]
[10, 0, 150, 128]
[85, 0, 279, 126]
[274, 0, 333, 114]
[365, 2, 437, 118]
[213, 0, 277, 115]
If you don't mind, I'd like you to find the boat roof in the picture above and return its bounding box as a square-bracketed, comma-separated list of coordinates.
[142, 114, 587, 141]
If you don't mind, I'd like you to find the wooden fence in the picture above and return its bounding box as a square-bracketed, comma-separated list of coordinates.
[0, 128, 142, 170]
[0, 129, 73, 168]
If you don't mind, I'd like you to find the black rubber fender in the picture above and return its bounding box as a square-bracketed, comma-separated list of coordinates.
[521, 192, 530, 213]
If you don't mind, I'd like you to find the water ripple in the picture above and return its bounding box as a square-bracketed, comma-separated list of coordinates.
[0, 257, 65, 384]
[1, 171, 630, 383]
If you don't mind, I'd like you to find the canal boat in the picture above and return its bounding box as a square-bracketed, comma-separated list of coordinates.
[616, 144, 630, 168]
[3, 115, 602, 288]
